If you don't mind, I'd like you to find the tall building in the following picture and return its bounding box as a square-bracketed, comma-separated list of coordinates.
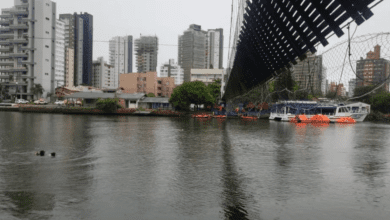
[329, 82, 345, 96]
[356, 45, 390, 91]
[135, 36, 158, 73]
[75, 12, 93, 85]
[206, 28, 224, 69]
[65, 48, 74, 87]
[109, 36, 133, 76]
[59, 13, 84, 86]
[92, 57, 115, 89]
[178, 24, 207, 82]
[178, 24, 224, 82]
[348, 78, 356, 97]
[292, 52, 324, 95]
[0, 0, 57, 100]
[160, 59, 184, 85]
[55, 19, 65, 88]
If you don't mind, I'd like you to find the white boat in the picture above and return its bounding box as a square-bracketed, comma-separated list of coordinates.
[269, 101, 370, 122]
[344, 102, 370, 122]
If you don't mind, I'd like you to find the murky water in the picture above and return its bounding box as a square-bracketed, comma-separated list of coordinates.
[0, 112, 389, 220]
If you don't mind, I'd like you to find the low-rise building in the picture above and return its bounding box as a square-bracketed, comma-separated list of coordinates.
[190, 69, 223, 86]
[119, 72, 175, 97]
[64, 91, 145, 108]
[92, 57, 115, 89]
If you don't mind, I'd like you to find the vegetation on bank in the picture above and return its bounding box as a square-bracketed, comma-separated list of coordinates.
[169, 80, 221, 111]
[95, 98, 122, 113]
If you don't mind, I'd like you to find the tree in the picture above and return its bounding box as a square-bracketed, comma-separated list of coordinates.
[169, 81, 214, 111]
[30, 84, 44, 100]
[371, 91, 390, 113]
[353, 85, 384, 104]
[96, 98, 122, 113]
[147, 93, 156, 97]
[207, 81, 221, 103]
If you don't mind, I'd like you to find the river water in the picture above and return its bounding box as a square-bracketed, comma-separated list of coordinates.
[0, 112, 390, 220]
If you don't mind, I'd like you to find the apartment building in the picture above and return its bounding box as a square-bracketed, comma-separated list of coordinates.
[160, 59, 184, 85]
[135, 36, 158, 73]
[356, 45, 390, 91]
[292, 52, 324, 95]
[109, 35, 133, 76]
[119, 72, 175, 98]
[65, 48, 74, 87]
[55, 19, 65, 88]
[92, 57, 115, 89]
[190, 69, 223, 86]
[178, 24, 224, 82]
[0, 0, 57, 99]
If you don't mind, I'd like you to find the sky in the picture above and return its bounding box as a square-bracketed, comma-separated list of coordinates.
[1, 0, 390, 78]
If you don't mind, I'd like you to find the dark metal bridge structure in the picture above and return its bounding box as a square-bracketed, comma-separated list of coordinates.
[223, 0, 381, 100]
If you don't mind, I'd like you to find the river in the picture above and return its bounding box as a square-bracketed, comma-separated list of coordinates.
[0, 112, 389, 220]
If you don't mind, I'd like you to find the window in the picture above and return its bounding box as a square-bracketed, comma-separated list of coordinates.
[46, 31, 49, 34]
[130, 101, 136, 104]
[46, 17, 50, 21]
[45, 73, 49, 75]
[45, 45, 49, 48]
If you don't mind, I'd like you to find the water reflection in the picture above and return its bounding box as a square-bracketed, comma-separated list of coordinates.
[220, 122, 251, 220]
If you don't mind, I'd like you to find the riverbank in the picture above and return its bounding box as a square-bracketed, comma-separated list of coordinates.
[365, 111, 390, 123]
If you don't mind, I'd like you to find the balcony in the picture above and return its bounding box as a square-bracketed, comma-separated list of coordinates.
[9, 9, 28, 16]
[9, 38, 28, 44]
[0, 33, 14, 39]
[21, 60, 35, 65]
[0, 14, 12, 18]
[9, 53, 28, 58]
[0, 27, 10, 31]
[0, 46, 12, 52]
[0, 40, 11, 45]
[21, 18, 36, 22]
[0, 61, 13, 66]
[21, 46, 35, 51]
[15, 3, 29, 9]
[9, 23, 28, 30]
[0, 20, 10, 26]
[0, 54, 10, 59]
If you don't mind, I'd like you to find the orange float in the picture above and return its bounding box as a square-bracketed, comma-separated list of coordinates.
[336, 117, 356, 124]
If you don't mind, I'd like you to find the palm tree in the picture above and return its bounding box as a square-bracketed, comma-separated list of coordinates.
[30, 84, 44, 100]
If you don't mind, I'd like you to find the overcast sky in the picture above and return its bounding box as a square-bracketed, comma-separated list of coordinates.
[1, 0, 389, 78]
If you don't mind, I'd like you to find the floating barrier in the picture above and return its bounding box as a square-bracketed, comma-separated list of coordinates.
[310, 115, 330, 123]
[290, 115, 310, 123]
[240, 116, 258, 120]
[336, 117, 356, 124]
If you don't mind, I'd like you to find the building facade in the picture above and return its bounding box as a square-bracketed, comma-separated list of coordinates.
[206, 28, 224, 69]
[356, 45, 390, 91]
[119, 72, 175, 98]
[0, 0, 57, 100]
[55, 19, 65, 88]
[92, 57, 115, 89]
[65, 48, 74, 87]
[75, 12, 93, 85]
[348, 78, 356, 98]
[190, 69, 223, 86]
[292, 52, 324, 95]
[109, 36, 133, 76]
[160, 59, 184, 85]
[178, 24, 224, 82]
[135, 36, 158, 73]
[329, 82, 345, 97]
[59, 13, 84, 86]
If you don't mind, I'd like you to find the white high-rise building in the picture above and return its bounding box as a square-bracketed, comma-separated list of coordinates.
[92, 57, 115, 89]
[160, 59, 184, 85]
[55, 19, 65, 88]
[109, 36, 133, 76]
[206, 29, 223, 69]
[0, 0, 57, 100]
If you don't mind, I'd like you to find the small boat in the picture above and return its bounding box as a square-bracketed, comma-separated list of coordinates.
[192, 113, 212, 118]
[213, 115, 226, 118]
[240, 116, 258, 120]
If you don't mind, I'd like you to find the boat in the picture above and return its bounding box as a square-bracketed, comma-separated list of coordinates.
[269, 100, 369, 122]
[240, 116, 258, 120]
[192, 113, 212, 118]
[344, 102, 370, 122]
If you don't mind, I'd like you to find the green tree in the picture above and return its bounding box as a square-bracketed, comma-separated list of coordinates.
[169, 81, 214, 111]
[96, 98, 122, 113]
[371, 91, 390, 113]
[30, 84, 44, 100]
[207, 80, 221, 103]
[147, 93, 156, 97]
[353, 85, 384, 104]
